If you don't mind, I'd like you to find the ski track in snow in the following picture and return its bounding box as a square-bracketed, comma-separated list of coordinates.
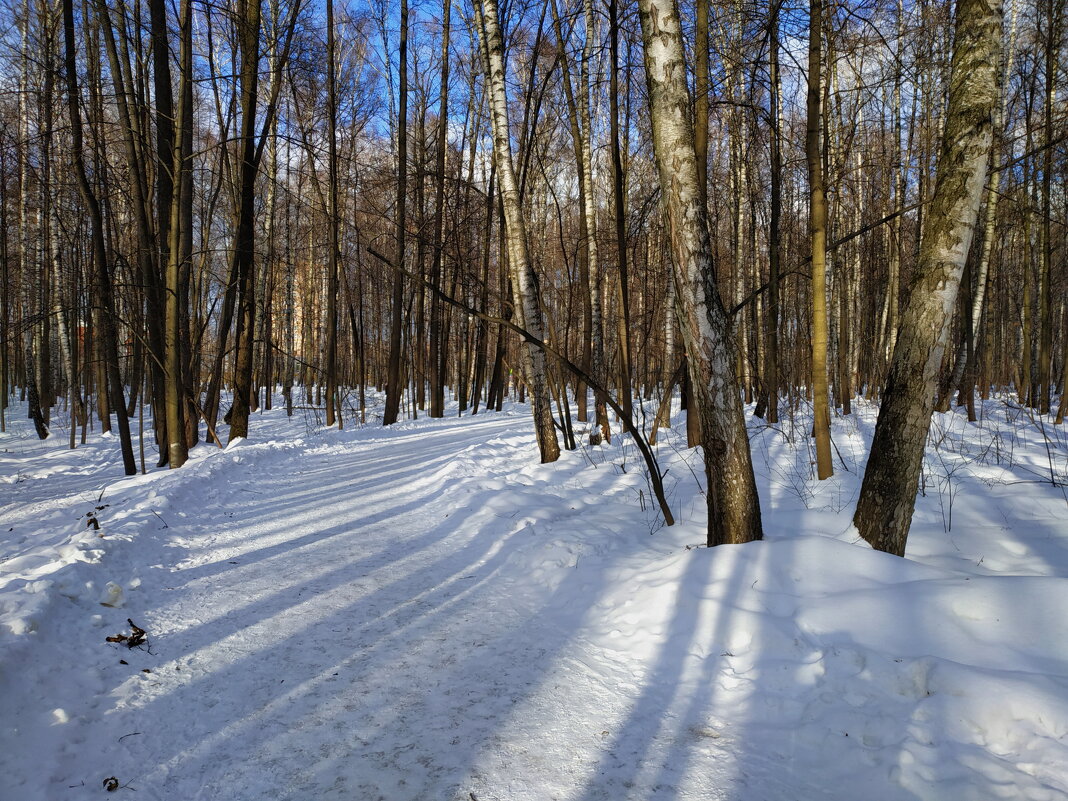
[2, 397, 1068, 800]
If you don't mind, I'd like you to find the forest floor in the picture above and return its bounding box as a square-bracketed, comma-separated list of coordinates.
[2, 392, 1067, 800]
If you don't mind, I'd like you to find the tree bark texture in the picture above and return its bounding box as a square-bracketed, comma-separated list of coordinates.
[382, 0, 408, 427]
[228, 0, 262, 442]
[807, 0, 833, 480]
[854, 0, 1001, 556]
[476, 0, 560, 463]
[636, 0, 761, 546]
[63, 0, 136, 473]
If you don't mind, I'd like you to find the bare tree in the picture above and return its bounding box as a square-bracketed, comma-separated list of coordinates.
[475, 0, 560, 463]
[854, 0, 1002, 556]
[62, 0, 136, 473]
[807, 0, 833, 480]
[636, 0, 761, 546]
[382, 0, 408, 426]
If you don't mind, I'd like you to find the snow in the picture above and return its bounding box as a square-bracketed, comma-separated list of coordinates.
[2, 394, 1067, 800]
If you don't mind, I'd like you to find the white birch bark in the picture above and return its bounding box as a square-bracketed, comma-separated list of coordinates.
[475, 0, 560, 463]
[940, 0, 1020, 407]
[636, 0, 761, 545]
[854, 0, 1002, 556]
[578, 0, 610, 444]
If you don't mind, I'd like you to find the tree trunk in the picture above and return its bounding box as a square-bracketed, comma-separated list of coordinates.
[62, 0, 135, 473]
[475, 0, 560, 463]
[19, 0, 47, 440]
[324, 0, 340, 427]
[228, 0, 262, 442]
[427, 0, 451, 419]
[637, 0, 761, 545]
[1036, 0, 1062, 414]
[941, 0, 1020, 412]
[549, 0, 592, 426]
[383, 0, 409, 426]
[609, 0, 632, 421]
[164, 0, 192, 468]
[578, 0, 611, 444]
[854, 0, 1001, 556]
[807, 0, 833, 480]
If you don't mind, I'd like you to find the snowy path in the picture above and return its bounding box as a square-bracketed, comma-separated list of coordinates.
[3, 400, 1068, 800]
[4, 411, 715, 800]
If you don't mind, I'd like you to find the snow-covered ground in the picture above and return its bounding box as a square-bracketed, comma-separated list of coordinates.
[2, 393, 1067, 800]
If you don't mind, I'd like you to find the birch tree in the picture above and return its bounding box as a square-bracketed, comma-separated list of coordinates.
[636, 0, 761, 545]
[475, 0, 560, 463]
[853, 0, 1002, 556]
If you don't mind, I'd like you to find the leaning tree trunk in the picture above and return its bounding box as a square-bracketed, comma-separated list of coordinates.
[853, 0, 1001, 556]
[475, 0, 560, 463]
[936, 0, 1019, 415]
[636, 0, 761, 546]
